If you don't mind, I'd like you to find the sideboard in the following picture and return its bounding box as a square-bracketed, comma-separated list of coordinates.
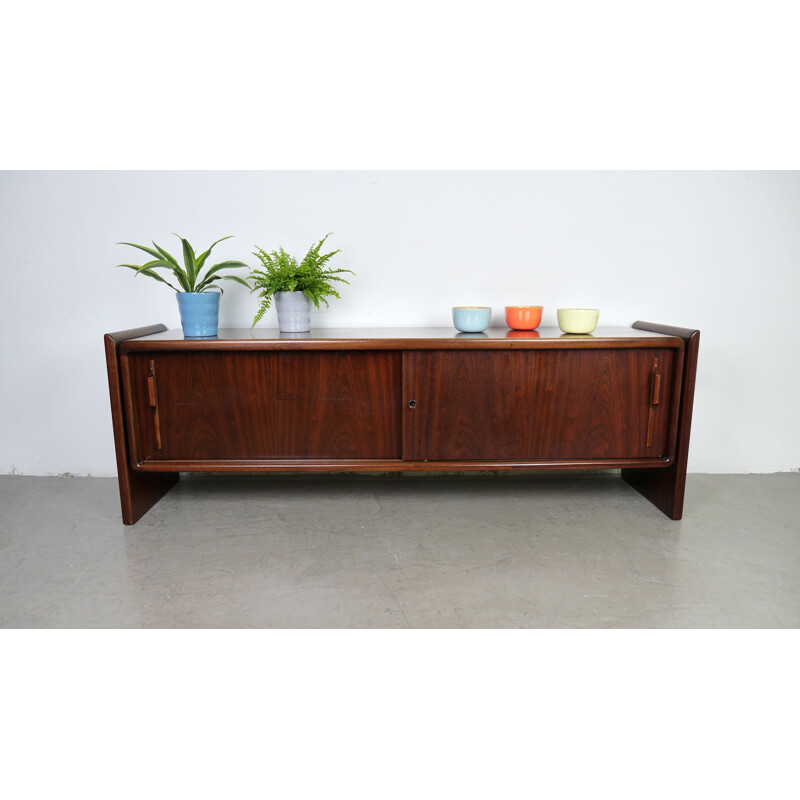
[104, 322, 699, 524]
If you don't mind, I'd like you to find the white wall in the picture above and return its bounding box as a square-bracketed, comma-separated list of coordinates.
[1, 170, 798, 475]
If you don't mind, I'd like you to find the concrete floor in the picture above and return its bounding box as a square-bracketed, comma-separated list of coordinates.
[0, 472, 797, 628]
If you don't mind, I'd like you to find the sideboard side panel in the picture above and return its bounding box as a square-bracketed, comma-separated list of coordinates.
[622, 322, 700, 520]
[104, 326, 179, 525]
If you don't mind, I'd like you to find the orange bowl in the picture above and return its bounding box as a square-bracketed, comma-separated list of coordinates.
[505, 305, 543, 330]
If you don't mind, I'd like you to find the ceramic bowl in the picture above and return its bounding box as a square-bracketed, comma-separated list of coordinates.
[505, 305, 543, 330]
[452, 306, 491, 333]
[557, 308, 599, 334]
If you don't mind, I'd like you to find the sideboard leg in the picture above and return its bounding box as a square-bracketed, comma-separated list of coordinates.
[622, 322, 700, 520]
[105, 326, 179, 525]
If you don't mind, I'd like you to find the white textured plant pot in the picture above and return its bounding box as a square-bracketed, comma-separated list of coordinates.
[275, 291, 312, 332]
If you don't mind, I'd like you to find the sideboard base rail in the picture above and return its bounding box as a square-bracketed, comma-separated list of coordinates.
[132, 457, 673, 473]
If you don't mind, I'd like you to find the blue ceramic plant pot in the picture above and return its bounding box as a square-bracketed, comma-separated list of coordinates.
[176, 292, 220, 338]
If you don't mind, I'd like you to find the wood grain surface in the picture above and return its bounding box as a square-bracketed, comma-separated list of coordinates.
[622, 322, 700, 519]
[125, 350, 401, 461]
[104, 325, 178, 523]
[120, 326, 684, 352]
[402, 348, 677, 461]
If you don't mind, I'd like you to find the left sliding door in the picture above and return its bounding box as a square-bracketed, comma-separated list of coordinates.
[123, 350, 402, 463]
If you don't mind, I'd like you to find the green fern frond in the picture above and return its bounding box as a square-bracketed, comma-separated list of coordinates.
[251, 299, 270, 328]
[247, 233, 354, 326]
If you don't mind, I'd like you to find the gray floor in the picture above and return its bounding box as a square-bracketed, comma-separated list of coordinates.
[0, 472, 797, 628]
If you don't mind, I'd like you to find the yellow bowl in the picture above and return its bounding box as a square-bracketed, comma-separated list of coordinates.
[557, 308, 599, 334]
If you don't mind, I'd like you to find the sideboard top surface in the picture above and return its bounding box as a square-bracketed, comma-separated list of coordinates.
[120, 326, 684, 352]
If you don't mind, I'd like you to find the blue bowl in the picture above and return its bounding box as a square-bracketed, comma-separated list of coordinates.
[452, 306, 491, 333]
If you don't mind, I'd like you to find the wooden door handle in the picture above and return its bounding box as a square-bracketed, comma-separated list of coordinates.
[651, 372, 662, 405]
[149, 359, 162, 450]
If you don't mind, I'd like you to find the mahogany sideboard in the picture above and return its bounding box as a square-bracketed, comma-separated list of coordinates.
[104, 323, 699, 524]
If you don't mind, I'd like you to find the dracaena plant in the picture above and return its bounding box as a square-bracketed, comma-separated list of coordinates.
[116, 235, 251, 292]
[249, 233, 354, 327]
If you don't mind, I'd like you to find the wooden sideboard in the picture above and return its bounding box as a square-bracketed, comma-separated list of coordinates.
[105, 323, 699, 524]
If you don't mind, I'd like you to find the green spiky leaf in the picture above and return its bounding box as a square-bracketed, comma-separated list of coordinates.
[152, 242, 180, 269]
[195, 261, 249, 292]
[133, 259, 174, 274]
[195, 236, 234, 273]
[118, 242, 166, 262]
[116, 264, 180, 291]
[116, 235, 248, 294]
[180, 237, 197, 289]
[218, 274, 252, 288]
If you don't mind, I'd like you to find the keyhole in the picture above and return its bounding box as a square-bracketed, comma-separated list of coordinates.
[408, 400, 417, 409]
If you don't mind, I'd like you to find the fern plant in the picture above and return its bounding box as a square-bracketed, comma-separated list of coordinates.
[116, 234, 250, 292]
[249, 233, 354, 327]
